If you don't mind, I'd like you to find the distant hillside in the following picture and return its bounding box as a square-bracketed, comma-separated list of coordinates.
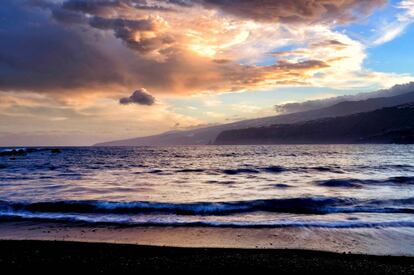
[95, 86, 414, 146]
[274, 82, 414, 114]
[215, 104, 414, 145]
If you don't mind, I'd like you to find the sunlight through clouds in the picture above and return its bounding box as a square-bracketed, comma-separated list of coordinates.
[1, 0, 414, 144]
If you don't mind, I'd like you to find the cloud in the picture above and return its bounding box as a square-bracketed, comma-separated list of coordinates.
[175, 0, 386, 24]
[119, 88, 156, 105]
[0, 1, 128, 93]
[373, 0, 414, 45]
[0, 90, 202, 146]
[61, 0, 177, 14]
[88, 16, 175, 56]
[0, 0, 411, 99]
[1, 0, 331, 95]
[61, 0, 123, 16]
[58, 0, 385, 25]
[50, 7, 88, 24]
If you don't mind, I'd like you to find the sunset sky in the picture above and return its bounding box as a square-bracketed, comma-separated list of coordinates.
[1, 0, 414, 146]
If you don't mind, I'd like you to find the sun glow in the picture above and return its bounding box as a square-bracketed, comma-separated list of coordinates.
[188, 42, 217, 57]
[185, 20, 251, 58]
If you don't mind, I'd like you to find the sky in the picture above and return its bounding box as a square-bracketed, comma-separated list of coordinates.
[0, 0, 414, 146]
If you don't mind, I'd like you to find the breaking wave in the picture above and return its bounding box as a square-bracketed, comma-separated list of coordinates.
[1, 196, 413, 217]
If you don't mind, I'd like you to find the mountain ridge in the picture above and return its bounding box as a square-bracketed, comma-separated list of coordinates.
[215, 103, 414, 145]
[95, 86, 414, 146]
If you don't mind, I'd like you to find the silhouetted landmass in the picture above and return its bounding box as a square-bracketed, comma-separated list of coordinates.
[95, 89, 414, 146]
[0, 148, 62, 157]
[0, 149, 27, 157]
[274, 82, 414, 114]
[215, 104, 414, 144]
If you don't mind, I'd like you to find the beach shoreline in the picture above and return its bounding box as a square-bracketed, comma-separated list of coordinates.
[1, 221, 414, 256]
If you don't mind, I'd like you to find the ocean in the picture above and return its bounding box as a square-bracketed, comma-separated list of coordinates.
[0, 145, 414, 230]
[1, 145, 414, 229]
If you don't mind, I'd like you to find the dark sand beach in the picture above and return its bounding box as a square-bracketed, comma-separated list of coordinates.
[1, 221, 414, 273]
[1, 240, 414, 273]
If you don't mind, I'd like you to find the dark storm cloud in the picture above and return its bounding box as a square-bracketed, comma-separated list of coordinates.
[62, 0, 123, 16]
[61, 0, 176, 15]
[169, 0, 386, 24]
[88, 16, 175, 54]
[119, 88, 156, 105]
[51, 7, 88, 24]
[0, 0, 127, 92]
[45, 1, 176, 55]
[89, 17, 158, 31]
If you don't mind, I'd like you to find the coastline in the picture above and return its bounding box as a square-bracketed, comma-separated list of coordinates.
[1, 221, 414, 256]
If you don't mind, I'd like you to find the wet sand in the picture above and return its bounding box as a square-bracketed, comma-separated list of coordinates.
[1, 221, 414, 255]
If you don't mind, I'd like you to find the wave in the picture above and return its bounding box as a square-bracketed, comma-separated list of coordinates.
[1, 196, 413, 216]
[316, 179, 363, 188]
[202, 165, 342, 175]
[176, 168, 206, 173]
[174, 166, 286, 175]
[354, 164, 414, 171]
[316, 176, 414, 188]
[272, 184, 291, 188]
[262, 166, 288, 173]
[1, 211, 414, 229]
[146, 165, 344, 175]
[389, 176, 414, 184]
[305, 166, 344, 173]
[222, 168, 261, 175]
